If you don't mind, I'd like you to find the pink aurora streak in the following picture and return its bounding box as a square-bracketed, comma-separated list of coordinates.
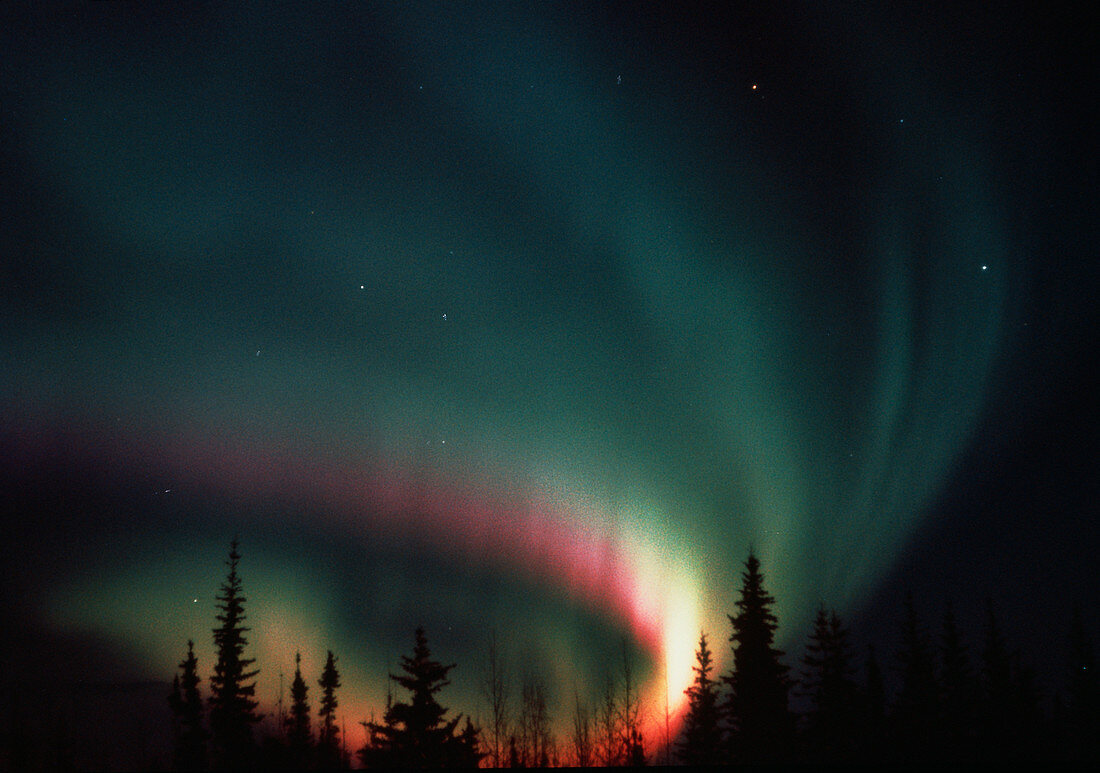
[16, 415, 698, 743]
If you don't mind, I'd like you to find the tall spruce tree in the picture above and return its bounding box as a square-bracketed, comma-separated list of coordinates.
[169, 639, 208, 771]
[978, 600, 1043, 766]
[799, 606, 858, 764]
[677, 632, 723, 766]
[939, 600, 976, 764]
[358, 627, 483, 768]
[285, 652, 311, 769]
[722, 550, 794, 764]
[317, 650, 342, 769]
[978, 599, 1015, 763]
[208, 538, 262, 770]
[862, 644, 886, 763]
[892, 592, 939, 765]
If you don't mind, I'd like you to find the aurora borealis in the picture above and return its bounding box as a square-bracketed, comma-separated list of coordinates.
[2, 1, 1096, 762]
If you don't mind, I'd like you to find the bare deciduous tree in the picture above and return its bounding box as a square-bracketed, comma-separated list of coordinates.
[480, 630, 510, 768]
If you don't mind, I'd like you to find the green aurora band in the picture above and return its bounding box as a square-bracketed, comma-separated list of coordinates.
[3, 2, 1009, 749]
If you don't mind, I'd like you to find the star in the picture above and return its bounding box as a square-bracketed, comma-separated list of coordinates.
[981, 265, 988, 271]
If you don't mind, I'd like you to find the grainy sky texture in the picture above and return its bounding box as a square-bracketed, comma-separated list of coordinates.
[1, 1, 1095, 755]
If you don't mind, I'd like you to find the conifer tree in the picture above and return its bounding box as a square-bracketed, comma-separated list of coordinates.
[939, 600, 976, 763]
[722, 550, 794, 764]
[358, 627, 483, 768]
[676, 632, 722, 765]
[317, 650, 342, 769]
[978, 600, 1043, 765]
[978, 598, 1014, 762]
[285, 652, 311, 768]
[862, 644, 886, 763]
[455, 717, 484, 769]
[208, 538, 262, 770]
[799, 606, 858, 764]
[892, 592, 939, 764]
[169, 639, 208, 771]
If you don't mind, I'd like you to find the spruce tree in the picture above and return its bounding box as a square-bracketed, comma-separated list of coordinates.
[456, 717, 484, 769]
[285, 652, 311, 769]
[862, 644, 886, 764]
[978, 600, 1043, 766]
[892, 592, 939, 765]
[317, 650, 342, 769]
[169, 639, 208, 771]
[939, 601, 976, 764]
[978, 598, 1016, 764]
[799, 606, 858, 764]
[721, 550, 794, 764]
[676, 632, 722, 765]
[208, 538, 262, 770]
[358, 627, 483, 768]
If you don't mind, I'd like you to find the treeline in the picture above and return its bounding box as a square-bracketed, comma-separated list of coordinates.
[167, 539, 484, 771]
[675, 554, 1099, 768]
[162, 540, 1097, 770]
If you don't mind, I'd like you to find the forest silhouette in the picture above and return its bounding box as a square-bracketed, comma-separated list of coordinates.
[5, 538, 1098, 770]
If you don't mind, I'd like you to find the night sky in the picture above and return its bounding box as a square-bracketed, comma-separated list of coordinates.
[2, 1, 1096, 756]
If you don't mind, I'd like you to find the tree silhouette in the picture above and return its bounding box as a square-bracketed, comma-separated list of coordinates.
[517, 672, 552, 768]
[799, 606, 858, 764]
[455, 717, 484, 769]
[617, 638, 645, 766]
[861, 644, 886, 763]
[169, 639, 208, 771]
[358, 627, 483, 768]
[569, 691, 593, 767]
[479, 630, 510, 769]
[208, 538, 262, 770]
[676, 632, 722, 766]
[285, 652, 311, 770]
[978, 599, 1042, 766]
[891, 592, 940, 764]
[317, 650, 341, 768]
[595, 674, 620, 767]
[722, 549, 794, 764]
[938, 600, 976, 764]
